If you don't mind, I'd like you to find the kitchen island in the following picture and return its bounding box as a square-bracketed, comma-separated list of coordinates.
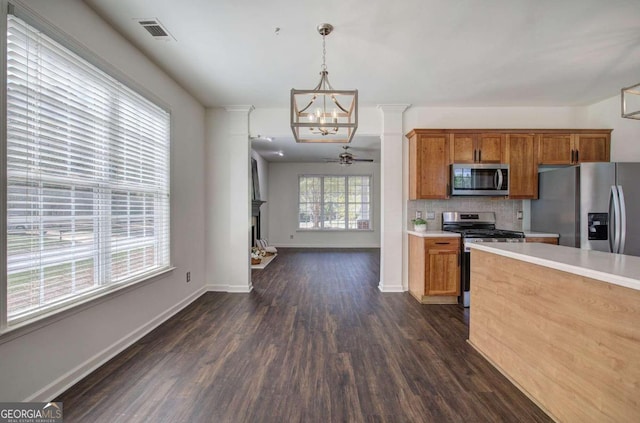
[468, 242, 640, 423]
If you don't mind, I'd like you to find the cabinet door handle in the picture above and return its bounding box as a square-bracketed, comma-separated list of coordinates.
[571, 149, 575, 163]
[473, 149, 477, 162]
[478, 149, 482, 162]
[435, 242, 451, 245]
[576, 150, 579, 163]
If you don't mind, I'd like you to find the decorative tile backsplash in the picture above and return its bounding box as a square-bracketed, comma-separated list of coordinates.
[408, 198, 523, 231]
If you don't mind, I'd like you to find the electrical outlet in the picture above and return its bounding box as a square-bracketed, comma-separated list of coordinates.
[186, 271, 191, 282]
[517, 211, 523, 220]
[415, 210, 422, 219]
[290, 234, 294, 239]
[426, 211, 435, 220]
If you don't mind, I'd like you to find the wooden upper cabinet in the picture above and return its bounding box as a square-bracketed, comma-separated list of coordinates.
[408, 130, 449, 199]
[506, 134, 537, 199]
[537, 133, 573, 164]
[537, 130, 611, 165]
[451, 133, 476, 163]
[477, 133, 504, 163]
[451, 132, 504, 163]
[408, 129, 610, 201]
[574, 133, 610, 163]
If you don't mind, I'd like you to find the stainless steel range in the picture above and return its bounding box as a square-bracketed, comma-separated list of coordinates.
[442, 211, 525, 307]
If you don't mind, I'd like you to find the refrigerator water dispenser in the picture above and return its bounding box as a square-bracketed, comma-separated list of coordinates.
[588, 213, 608, 241]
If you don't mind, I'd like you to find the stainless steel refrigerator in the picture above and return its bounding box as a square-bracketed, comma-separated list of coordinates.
[531, 163, 640, 257]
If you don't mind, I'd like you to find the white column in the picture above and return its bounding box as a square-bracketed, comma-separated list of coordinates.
[225, 105, 254, 292]
[205, 106, 254, 293]
[377, 104, 410, 292]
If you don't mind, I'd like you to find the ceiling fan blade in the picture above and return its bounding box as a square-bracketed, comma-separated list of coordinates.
[323, 158, 341, 162]
[352, 158, 374, 162]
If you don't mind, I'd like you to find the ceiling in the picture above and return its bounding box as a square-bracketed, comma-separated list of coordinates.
[84, 0, 640, 162]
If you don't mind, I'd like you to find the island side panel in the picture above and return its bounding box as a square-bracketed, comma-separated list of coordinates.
[408, 235, 426, 302]
[469, 249, 640, 423]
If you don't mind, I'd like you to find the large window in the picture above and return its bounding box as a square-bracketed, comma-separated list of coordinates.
[3, 11, 171, 326]
[298, 175, 371, 230]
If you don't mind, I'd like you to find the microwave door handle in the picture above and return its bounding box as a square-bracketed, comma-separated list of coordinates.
[618, 185, 626, 254]
[495, 169, 504, 189]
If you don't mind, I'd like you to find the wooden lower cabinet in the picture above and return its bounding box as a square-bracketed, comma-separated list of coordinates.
[409, 236, 460, 304]
[525, 237, 559, 245]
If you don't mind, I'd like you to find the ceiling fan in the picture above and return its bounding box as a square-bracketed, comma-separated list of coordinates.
[324, 146, 374, 166]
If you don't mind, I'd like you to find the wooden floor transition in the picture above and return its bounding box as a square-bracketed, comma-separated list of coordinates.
[56, 248, 551, 422]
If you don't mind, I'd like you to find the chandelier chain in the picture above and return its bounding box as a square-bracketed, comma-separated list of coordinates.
[321, 34, 327, 72]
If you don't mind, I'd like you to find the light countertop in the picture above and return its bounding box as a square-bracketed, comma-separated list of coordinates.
[524, 232, 558, 238]
[407, 230, 461, 238]
[468, 242, 640, 291]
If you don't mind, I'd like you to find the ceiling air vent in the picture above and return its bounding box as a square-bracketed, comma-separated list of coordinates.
[136, 18, 175, 41]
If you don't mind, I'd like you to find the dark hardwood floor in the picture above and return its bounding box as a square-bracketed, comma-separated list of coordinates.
[56, 248, 551, 422]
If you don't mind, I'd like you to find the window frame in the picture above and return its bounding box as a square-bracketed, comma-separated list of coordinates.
[0, 1, 174, 337]
[297, 174, 373, 232]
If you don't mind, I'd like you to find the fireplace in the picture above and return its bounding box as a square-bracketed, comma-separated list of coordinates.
[251, 157, 266, 246]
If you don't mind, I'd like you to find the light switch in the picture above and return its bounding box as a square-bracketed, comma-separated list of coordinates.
[426, 211, 435, 220]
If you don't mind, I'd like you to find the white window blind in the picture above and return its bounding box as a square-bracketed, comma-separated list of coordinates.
[5, 13, 171, 324]
[298, 175, 371, 230]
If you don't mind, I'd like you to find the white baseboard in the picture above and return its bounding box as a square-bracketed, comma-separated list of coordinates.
[378, 281, 405, 292]
[27, 286, 206, 402]
[206, 284, 229, 292]
[205, 284, 253, 293]
[227, 284, 253, 293]
[272, 244, 380, 248]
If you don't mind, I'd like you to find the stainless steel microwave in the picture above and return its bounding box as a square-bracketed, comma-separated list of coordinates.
[451, 164, 509, 196]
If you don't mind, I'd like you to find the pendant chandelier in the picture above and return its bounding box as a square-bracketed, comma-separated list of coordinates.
[290, 23, 358, 143]
[621, 82, 640, 119]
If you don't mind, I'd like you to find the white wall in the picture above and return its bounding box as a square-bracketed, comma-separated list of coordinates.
[250, 106, 383, 139]
[0, 0, 206, 401]
[252, 150, 269, 240]
[268, 162, 381, 248]
[404, 106, 587, 129]
[587, 94, 640, 161]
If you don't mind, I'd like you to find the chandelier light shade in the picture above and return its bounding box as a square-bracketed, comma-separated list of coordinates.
[621, 82, 640, 120]
[291, 23, 358, 143]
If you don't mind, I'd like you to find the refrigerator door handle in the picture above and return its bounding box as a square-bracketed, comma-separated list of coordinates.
[608, 186, 615, 253]
[617, 185, 626, 254]
[609, 185, 621, 253]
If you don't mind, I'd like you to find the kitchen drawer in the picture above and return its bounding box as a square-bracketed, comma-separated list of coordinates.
[424, 238, 460, 249]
